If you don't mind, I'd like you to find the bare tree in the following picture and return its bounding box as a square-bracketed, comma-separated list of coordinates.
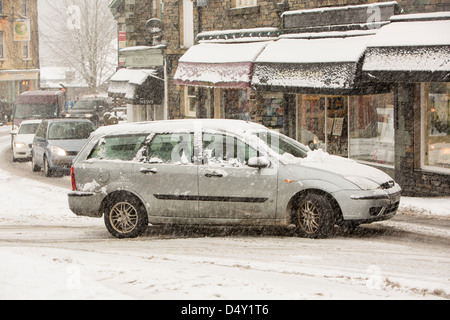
[40, 0, 117, 91]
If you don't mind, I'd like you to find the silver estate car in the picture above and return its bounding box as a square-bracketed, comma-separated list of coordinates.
[68, 119, 401, 239]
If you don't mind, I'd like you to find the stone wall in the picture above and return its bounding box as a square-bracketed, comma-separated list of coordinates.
[395, 84, 450, 197]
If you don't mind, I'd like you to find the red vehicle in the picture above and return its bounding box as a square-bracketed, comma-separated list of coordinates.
[11, 90, 65, 148]
[13, 91, 65, 128]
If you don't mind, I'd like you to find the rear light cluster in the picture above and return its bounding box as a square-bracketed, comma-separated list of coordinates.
[71, 165, 77, 191]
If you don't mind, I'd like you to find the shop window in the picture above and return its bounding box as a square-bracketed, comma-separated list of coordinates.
[423, 83, 450, 172]
[223, 89, 254, 121]
[348, 93, 395, 166]
[299, 95, 348, 157]
[184, 86, 198, 118]
[261, 93, 284, 132]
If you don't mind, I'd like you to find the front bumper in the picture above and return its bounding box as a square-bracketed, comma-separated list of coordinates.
[333, 184, 402, 222]
[48, 155, 76, 171]
[13, 146, 32, 159]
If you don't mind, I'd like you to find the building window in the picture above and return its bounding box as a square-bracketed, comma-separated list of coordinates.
[184, 86, 198, 118]
[182, 0, 194, 48]
[348, 93, 395, 167]
[22, 42, 29, 59]
[235, 0, 257, 8]
[0, 31, 4, 58]
[22, 0, 27, 16]
[422, 83, 450, 172]
[0, 0, 3, 14]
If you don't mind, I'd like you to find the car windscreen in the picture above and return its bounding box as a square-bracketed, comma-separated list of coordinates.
[72, 100, 98, 110]
[252, 130, 309, 158]
[48, 122, 95, 140]
[18, 123, 40, 134]
[15, 104, 58, 119]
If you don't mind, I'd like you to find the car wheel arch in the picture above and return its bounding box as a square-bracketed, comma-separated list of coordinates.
[100, 190, 148, 221]
[286, 189, 343, 226]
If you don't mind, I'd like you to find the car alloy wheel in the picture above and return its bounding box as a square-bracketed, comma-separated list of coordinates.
[109, 202, 139, 234]
[297, 200, 320, 234]
[293, 193, 336, 238]
[104, 193, 148, 238]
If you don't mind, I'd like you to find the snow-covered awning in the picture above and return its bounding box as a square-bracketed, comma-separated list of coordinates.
[251, 32, 375, 93]
[174, 42, 270, 88]
[108, 68, 164, 104]
[362, 13, 450, 82]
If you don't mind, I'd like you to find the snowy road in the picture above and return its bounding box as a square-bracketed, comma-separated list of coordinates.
[0, 127, 449, 300]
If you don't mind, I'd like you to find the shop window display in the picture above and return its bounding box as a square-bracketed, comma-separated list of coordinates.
[348, 93, 395, 166]
[423, 83, 450, 171]
[299, 95, 348, 157]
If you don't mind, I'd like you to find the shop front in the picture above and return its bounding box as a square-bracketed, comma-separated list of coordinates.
[362, 12, 450, 196]
[251, 28, 395, 173]
[108, 46, 165, 122]
[174, 29, 295, 131]
[0, 69, 40, 121]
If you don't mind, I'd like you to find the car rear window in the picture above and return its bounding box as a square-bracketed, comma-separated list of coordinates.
[48, 122, 95, 140]
[18, 123, 40, 134]
[88, 134, 148, 161]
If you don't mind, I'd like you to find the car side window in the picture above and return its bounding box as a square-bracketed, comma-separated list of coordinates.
[88, 134, 147, 161]
[35, 121, 47, 139]
[147, 133, 194, 164]
[202, 133, 257, 166]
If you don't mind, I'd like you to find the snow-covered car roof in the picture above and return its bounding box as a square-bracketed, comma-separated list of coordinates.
[92, 119, 267, 137]
[18, 119, 42, 126]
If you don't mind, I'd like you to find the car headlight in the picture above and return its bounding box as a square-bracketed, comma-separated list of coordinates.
[345, 176, 380, 190]
[65, 113, 71, 117]
[14, 142, 26, 148]
[50, 146, 67, 157]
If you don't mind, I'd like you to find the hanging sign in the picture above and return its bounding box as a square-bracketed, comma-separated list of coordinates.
[14, 20, 30, 41]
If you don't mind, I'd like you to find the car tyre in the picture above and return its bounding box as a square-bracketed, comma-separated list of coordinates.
[292, 192, 336, 238]
[104, 193, 148, 239]
[43, 155, 53, 177]
[31, 153, 41, 172]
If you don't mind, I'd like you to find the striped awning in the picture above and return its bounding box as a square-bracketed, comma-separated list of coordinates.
[174, 42, 270, 88]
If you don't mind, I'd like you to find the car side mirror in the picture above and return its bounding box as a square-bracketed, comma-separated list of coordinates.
[248, 156, 270, 168]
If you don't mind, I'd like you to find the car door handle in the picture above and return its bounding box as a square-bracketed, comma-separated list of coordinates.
[205, 172, 223, 178]
[140, 168, 158, 174]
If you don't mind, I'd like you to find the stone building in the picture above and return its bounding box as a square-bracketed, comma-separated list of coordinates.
[109, 0, 449, 197]
[0, 0, 39, 120]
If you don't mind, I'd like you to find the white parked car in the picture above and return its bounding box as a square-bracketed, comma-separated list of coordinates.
[68, 119, 401, 239]
[12, 120, 42, 162]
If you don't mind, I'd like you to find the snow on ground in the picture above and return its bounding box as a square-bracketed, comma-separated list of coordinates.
[0, 125, 449, 300]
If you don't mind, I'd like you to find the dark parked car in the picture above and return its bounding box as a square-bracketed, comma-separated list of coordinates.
[32, 119, 96, 176]
[65, 97, 112, 126]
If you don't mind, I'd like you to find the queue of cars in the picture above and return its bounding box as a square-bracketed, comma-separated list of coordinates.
[9, 93, 114, 175]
